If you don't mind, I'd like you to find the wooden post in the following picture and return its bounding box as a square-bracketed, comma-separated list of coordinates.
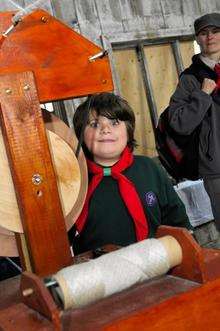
[0, 71, 72, 276]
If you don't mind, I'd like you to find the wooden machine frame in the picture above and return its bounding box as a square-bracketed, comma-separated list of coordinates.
[0, 8, 220, 331]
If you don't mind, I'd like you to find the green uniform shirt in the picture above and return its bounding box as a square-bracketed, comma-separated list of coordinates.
[73, 156, 191, 254]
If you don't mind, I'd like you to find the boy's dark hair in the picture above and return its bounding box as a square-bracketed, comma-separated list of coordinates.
[73, 92, 137, 156]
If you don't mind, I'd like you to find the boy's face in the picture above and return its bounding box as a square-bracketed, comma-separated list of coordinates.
[84, 112, 128, 166]
[196, 26, 220, 57]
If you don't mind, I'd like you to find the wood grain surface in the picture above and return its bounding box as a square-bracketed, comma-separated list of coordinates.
[0, 10, 113, 102]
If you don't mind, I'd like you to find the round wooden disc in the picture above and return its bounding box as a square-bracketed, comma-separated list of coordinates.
[0, 226, 18, 256]
[0, 111, 88, 256]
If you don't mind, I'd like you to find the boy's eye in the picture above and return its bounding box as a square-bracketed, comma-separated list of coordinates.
[89, 120, 99, 128]
[111, 119, 120, 125]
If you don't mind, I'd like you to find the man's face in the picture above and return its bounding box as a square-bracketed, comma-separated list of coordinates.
[196, 26, 220, 57]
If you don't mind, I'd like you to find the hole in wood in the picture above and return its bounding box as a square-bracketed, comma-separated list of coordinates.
[36, 190, 42, 197]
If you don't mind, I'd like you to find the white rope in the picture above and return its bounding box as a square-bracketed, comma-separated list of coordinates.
[54, 236, 182, 310]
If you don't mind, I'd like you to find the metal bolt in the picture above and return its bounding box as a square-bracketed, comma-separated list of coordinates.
[5, 88, 12, 94]
[32, 174, 43, 185]
[23, 85, 30, 91]
[22, 288, 34, 297]
[89, 50, 108, 62]
[41, 16, 48, 23]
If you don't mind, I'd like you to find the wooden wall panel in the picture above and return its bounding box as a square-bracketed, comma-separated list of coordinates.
[93, 0, 124, 36]
[198, 0, 220, 14]
[144, 44, 178, 116]
[180, 40, 195, 69]
[0, 1, 24, 11]
[23, 0, 53, 13]
[113, 41, 195, 157]
[0, 0, 53, 14]
[113, 49, 156, 157]
[66, 0, 219, 45]
[74, 0, 102, 45]
[50, 0, 77, 29]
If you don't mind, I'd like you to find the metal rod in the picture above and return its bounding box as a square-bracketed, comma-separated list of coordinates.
[89, 50, 108, 62]
[5, 257, 22, 273]
[44, 278, 58, 288]
[100, 34, 121, 95]
[136, 43, 158, 131]
[2, 24, 15, 37]
[52, 101, 69, 126]
[112, 35, 194, 51]
[171, 40, 184, 75]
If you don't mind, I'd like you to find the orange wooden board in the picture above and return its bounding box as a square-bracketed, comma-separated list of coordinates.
[0, 274, 203, 331]
[0, 10, 113, 102]
[104, 277, 220, 331]
[0, 71, 72, 275]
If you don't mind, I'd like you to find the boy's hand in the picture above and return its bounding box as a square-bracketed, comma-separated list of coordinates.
[201, 78, 217, 95]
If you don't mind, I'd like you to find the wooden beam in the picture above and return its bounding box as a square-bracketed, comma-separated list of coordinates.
[0, 71, 72, 276]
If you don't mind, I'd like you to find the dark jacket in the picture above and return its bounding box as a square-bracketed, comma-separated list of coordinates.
[72, 156, 191, 254]
[169, 54, 220, 178]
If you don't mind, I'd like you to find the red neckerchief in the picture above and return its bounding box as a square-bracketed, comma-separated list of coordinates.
[214, 63, 220, 90]
[75, 146, 149, 241]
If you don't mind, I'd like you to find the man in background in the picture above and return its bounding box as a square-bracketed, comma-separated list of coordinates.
[168, 13, 220, 246]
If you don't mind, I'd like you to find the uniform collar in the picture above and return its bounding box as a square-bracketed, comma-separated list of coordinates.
[199, 54, 219, 70]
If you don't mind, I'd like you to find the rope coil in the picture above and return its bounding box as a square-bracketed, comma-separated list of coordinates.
[53, 236, 182, 310]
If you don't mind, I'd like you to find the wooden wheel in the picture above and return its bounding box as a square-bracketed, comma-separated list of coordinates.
[0, 111, 88, 257]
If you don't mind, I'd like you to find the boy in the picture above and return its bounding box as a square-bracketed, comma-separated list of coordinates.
[70, 92, 191, 254]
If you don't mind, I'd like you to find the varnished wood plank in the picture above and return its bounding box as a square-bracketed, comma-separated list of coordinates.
[0, 303, 54, 331]
[0, 10, 113, 103]
[0, 71, 72, 276]
[61, 275, 199, 330]
[0, 276, 21, 310]
[0, 275, 199, 331]
[104, 277, 220, 331]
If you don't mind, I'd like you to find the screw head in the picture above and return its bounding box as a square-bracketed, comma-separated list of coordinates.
[41, 16, 48, 23]
[23, 85, 30, 91]
[5, 88, 12, 94]
[22, 288, 34, 297]
[32, 174, 43, 185]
